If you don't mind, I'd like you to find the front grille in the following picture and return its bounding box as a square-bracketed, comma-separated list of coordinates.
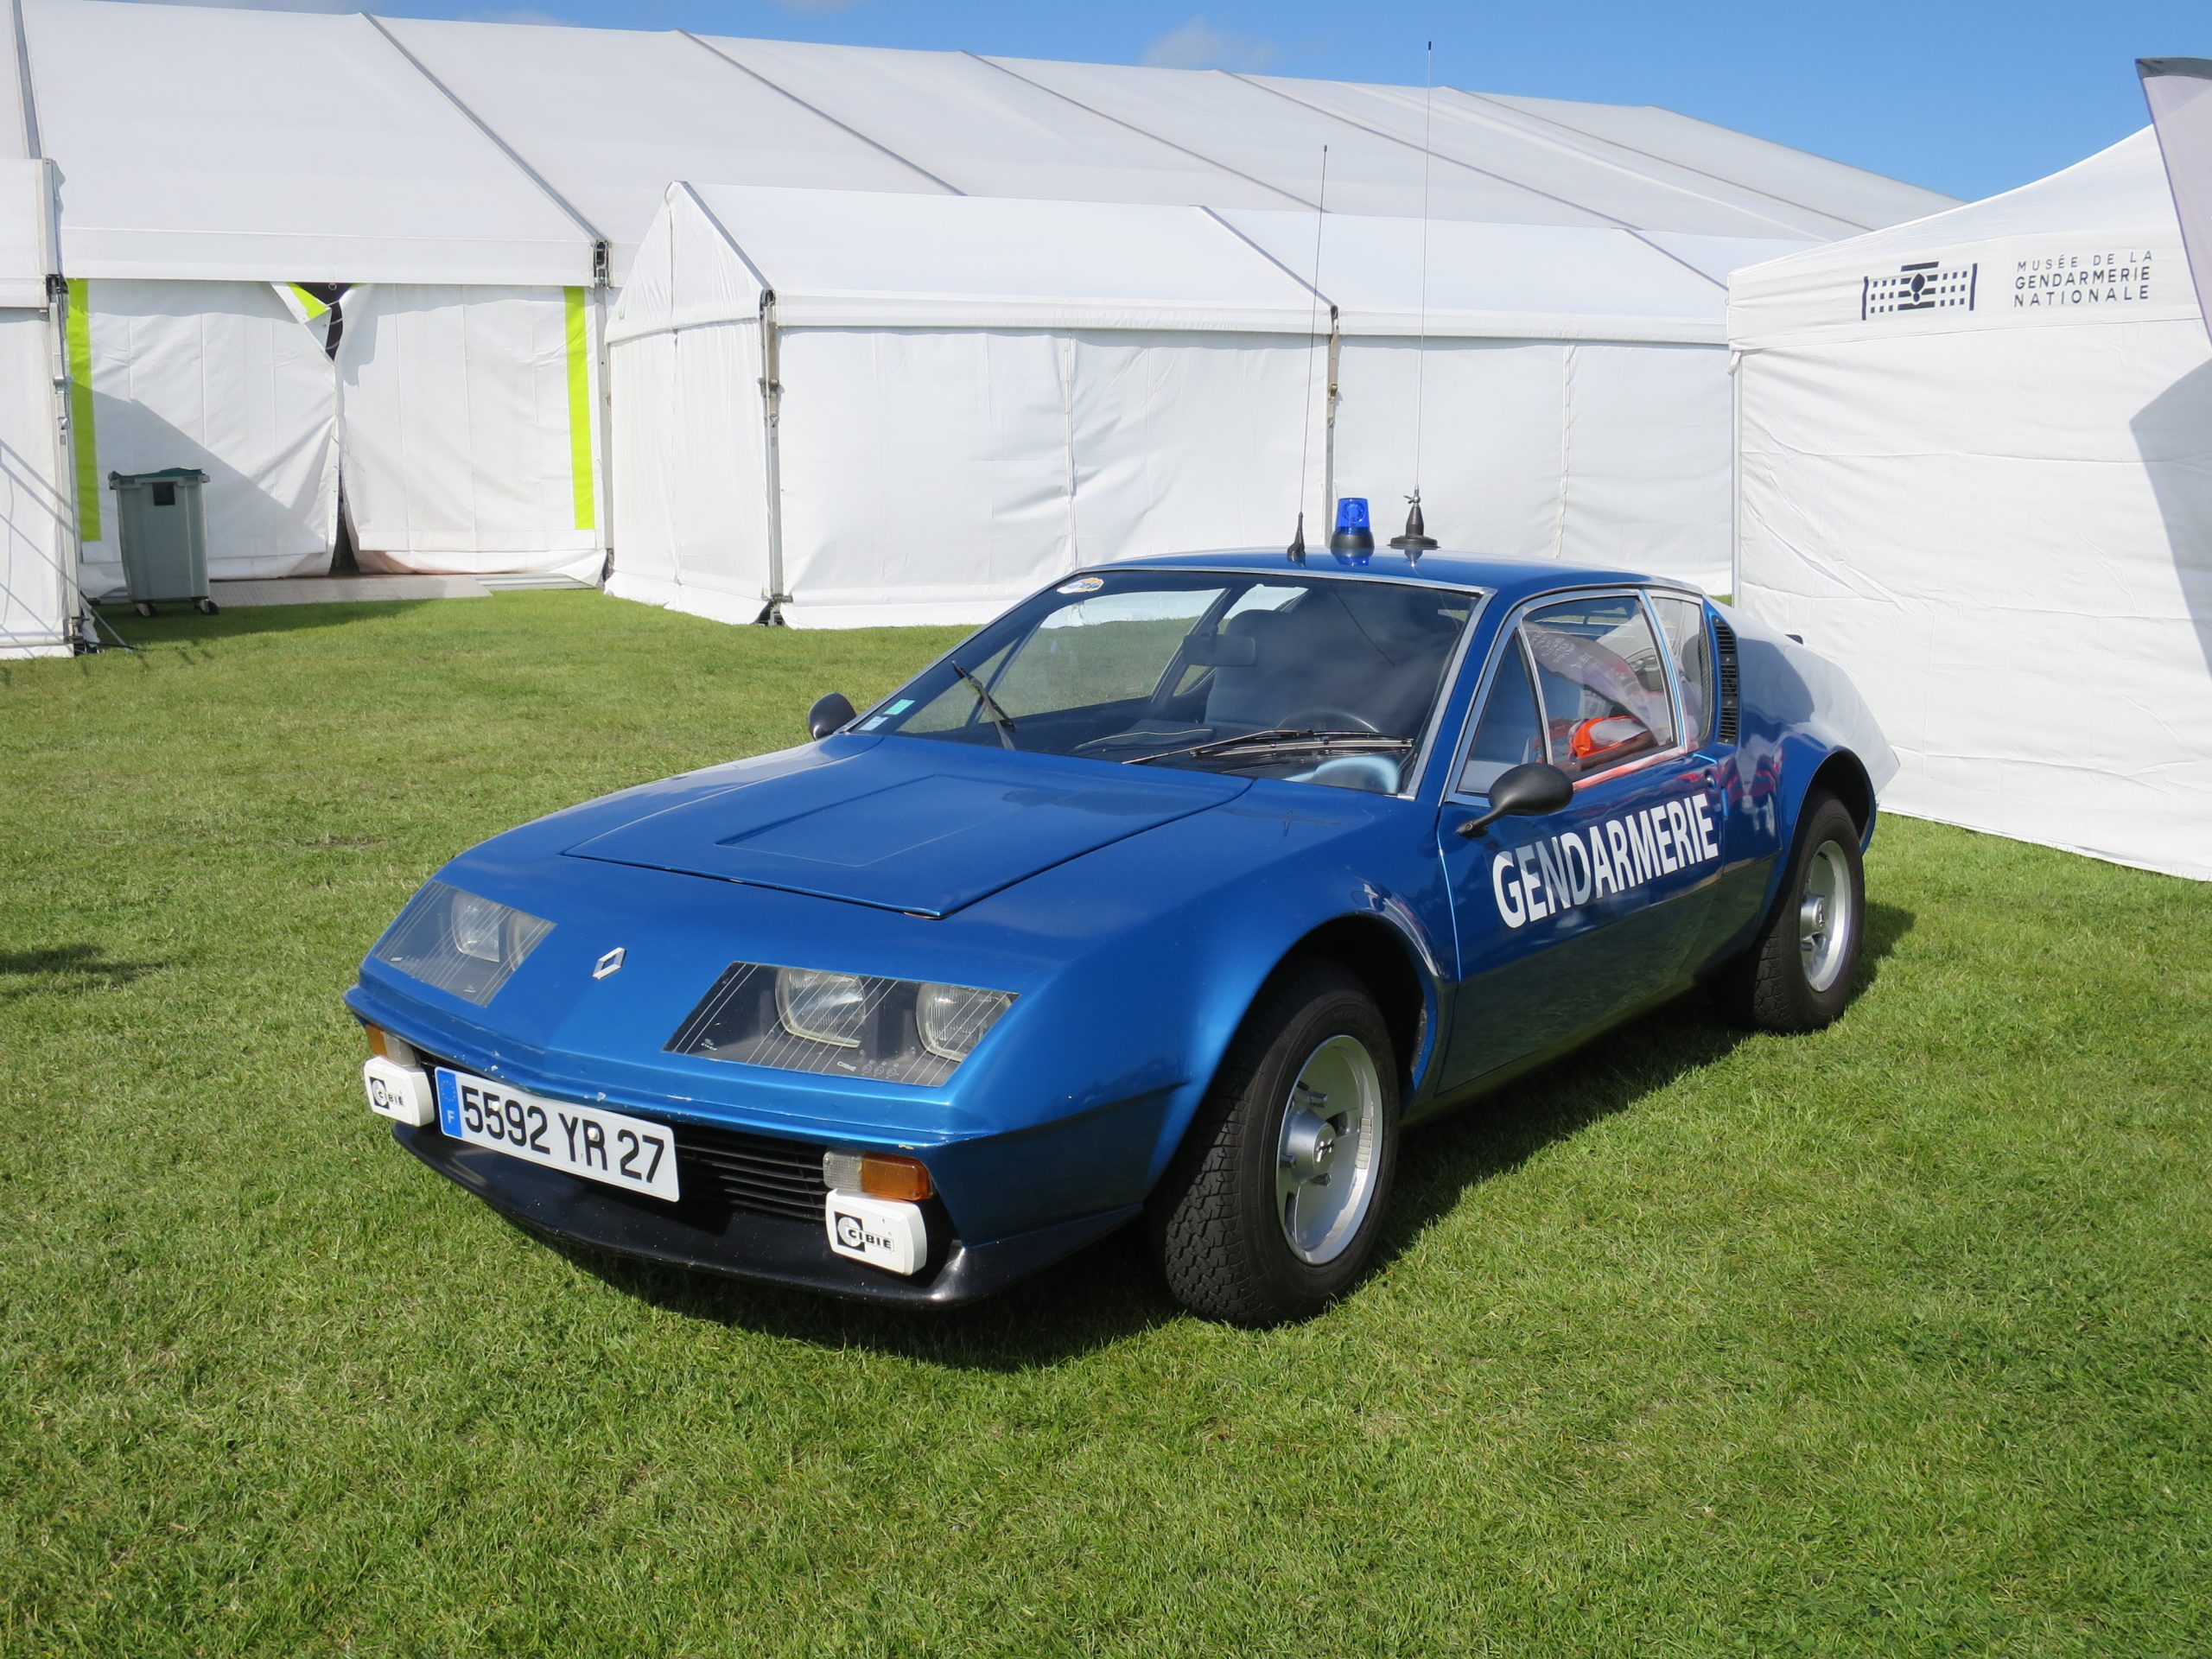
[410, 1048, 827, 1225]
[671, 1122, 829, 1223]
[1712, 615, 1741, 744]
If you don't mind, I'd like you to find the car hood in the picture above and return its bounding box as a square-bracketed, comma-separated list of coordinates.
[563, 735, 1254, 918]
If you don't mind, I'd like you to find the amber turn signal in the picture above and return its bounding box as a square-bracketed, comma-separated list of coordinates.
[822, 1149, 934, 1202]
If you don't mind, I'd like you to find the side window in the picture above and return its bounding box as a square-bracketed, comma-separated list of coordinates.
[1652, 595, 1714, 744]
[1458, 637, 1546, 797]
[1522, 594, 1676, 782]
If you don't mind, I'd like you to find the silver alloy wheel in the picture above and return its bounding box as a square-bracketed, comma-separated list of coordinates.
[1798, 839, 1854, 993]
[1274, 1033, 1384, 1265]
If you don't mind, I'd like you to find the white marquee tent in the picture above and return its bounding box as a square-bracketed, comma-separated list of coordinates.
[1731, 130, 2212, 881]
[0, 0, 1950, 656]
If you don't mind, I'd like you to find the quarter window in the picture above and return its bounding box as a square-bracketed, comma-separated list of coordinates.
[1652, 594, 1714, 745]
[1521, 595, 1675, 781]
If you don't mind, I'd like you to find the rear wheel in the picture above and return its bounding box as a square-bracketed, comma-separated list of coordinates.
[1150, 963, 1399, 1325]
[1714, 789, 1865, 1032]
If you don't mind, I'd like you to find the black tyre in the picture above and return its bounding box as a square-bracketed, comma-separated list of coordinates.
[196, 597, 219, 615]
[1149, 963, 1400, 1325]
[1713, 788, 1866, 1033]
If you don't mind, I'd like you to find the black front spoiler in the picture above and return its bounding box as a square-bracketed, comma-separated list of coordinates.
[394, 1122, 1137, 1306]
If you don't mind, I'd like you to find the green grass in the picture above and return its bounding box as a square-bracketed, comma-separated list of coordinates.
[3, 591, 2208, 1656]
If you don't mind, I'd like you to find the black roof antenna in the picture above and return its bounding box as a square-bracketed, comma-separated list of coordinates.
[1287, 144, 1329, 564]
[1391, 41, 1440, 557]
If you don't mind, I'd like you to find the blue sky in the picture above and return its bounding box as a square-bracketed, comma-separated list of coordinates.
[150, 0, 2205, 203]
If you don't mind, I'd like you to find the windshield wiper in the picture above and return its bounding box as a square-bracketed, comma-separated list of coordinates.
[949, 658, 1017, 750]
[1127, 728, 1415, 767]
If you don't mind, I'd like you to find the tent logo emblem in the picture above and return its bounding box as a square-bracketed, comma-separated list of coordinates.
[1863, 260, 1977, 319]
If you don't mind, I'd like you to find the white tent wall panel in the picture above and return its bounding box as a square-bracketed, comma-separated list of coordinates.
[73, 279, 336, 589]
[1736, 323, 2212, 882]
[335, 284, 601, 579]
[1555, 341, 1732, 589]
[1327, 336, 1731, 591]
[604, 317, 772, 626]
[774, 328, 1077, 627]
[1331, 337, 1569, 565]
[1062, 332, 1314, 564]
[0, 308, 71, 656]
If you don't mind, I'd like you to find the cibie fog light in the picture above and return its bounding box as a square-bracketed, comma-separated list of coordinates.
[775, 968, 871, 1047]
[450, 891, 512, 963]
[916, 982, 1014, 1062]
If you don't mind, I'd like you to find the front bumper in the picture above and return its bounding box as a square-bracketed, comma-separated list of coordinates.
[395, 1121, 1136, 1306]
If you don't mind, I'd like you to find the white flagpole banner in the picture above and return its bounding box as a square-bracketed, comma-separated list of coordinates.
[2141, 57, 2212, 340]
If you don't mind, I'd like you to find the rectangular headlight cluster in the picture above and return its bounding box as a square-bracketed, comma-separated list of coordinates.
[371, 880, 554, 1007]
[665, 963, 1014, 1087]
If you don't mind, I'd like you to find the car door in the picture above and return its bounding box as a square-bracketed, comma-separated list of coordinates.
[1435, 589, 1727, 1092]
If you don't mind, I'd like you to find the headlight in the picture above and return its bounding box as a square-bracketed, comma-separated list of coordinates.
[667, 963, 1016, 1086]
[775, 968, 870, 1048]
[370, 880, 553, 1007]
[916, 982, 1016, 1062]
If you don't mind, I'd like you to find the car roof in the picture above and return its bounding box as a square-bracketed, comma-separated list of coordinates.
[1085, 548, 1702, 608]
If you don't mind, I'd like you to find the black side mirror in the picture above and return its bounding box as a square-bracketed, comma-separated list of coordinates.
[1455, 761, 1573, 838]
[808, 692, 857, 741]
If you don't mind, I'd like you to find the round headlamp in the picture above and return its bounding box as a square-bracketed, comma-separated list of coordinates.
[775, 968, 870, 1048]
[916, 982, 1014, 1062]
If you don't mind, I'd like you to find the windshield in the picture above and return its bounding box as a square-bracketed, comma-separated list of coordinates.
[857, 569, 1478, 793]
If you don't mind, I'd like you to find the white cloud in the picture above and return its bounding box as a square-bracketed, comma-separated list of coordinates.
[1141, 15, 1279, 73]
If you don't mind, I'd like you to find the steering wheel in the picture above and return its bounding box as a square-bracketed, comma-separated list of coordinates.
[1279, 706, 1379, 734]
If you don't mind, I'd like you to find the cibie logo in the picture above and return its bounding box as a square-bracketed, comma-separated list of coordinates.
[368, 1076, 394, 1109]
[834, 1211, 871, 1250]
[1863, 259, 1976, 319]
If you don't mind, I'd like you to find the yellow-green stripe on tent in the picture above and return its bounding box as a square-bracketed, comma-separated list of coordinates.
[564, 287, 594, 532]
[65, 279, 99, 541]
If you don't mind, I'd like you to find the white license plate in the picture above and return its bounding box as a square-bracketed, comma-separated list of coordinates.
[435, 1068, 681, 1203]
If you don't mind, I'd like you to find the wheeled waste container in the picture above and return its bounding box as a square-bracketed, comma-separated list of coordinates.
[109, 467, 215, 616]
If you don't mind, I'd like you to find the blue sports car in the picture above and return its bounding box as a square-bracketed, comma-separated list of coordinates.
[350, 530, 1895, 1325]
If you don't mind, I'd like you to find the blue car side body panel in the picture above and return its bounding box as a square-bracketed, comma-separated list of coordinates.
[346, 550, 1892, 1301]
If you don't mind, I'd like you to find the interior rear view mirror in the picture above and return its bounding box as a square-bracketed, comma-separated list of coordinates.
[1456, 761, 1573, 837]
[808, 691, 857, 741]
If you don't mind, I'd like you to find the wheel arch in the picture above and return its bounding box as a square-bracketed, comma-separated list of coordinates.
[1806, 747, 1877, 849]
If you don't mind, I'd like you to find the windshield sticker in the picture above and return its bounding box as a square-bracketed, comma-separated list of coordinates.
[1492, 798, 1719, 930]
[856, 715, 887, 731]
[885, 699, 913, 715]
[1057, 576, 1104, 594]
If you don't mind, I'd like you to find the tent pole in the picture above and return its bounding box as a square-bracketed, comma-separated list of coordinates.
[1729, 348, 1743, 601]
[758, 291, 788, 626]
[592, 261, 614, 585]
[1323, 308, 1339, 523]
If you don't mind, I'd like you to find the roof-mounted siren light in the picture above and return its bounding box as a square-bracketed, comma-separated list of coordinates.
[1389, 490, 1439, 558]
[1330, 496, 1375, 562]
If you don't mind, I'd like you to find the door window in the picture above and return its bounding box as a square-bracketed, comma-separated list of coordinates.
[1458, 637, 1546, 797]
[1651, 594, 1714, 745]
[1522, 595, 1675, 781]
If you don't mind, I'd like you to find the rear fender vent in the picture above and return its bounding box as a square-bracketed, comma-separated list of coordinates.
[1713, 615, 1741, 745]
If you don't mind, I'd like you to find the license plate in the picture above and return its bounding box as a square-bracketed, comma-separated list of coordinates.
[435, 1068, 680, 1203]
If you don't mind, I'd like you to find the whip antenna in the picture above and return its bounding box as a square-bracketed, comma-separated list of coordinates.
[1391, 40, 1440, 555]
[1288, 143, 1329, 563]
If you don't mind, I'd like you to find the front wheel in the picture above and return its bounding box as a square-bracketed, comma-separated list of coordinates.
[1713, 788, 1866, 1033]
[1149, 963, 1399, 1325]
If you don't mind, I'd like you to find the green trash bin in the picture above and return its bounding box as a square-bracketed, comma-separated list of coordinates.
[109, 467, 215, 616]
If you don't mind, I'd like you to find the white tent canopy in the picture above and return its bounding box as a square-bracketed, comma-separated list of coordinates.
[1731, 130, 2212, 881]
[0, 0, 1951, 653]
